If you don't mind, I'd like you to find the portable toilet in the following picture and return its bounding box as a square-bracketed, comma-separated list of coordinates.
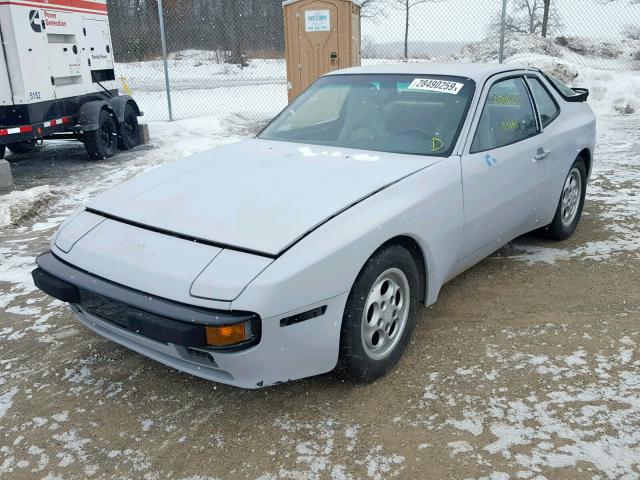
[283, 0, 361, 101]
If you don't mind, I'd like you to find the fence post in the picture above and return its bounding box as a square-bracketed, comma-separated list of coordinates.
[498, 0, 508, 64]
[157, 0, 173, 121]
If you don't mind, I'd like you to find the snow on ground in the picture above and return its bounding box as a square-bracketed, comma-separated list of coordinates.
[0, 114, 254, 320]
[0, 186, 58, 229]
[116, 54, 288, 121]
[405, 326, 640, 479]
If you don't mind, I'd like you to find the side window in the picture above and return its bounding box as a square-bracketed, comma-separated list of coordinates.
[526, 77, 560, 128]
[470, 77, 538, 153]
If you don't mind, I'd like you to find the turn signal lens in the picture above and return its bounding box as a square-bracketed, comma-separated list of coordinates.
[205, 322, 251, 347]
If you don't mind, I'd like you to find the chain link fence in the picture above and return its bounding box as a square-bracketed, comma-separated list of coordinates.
[107, 0, 640, 122]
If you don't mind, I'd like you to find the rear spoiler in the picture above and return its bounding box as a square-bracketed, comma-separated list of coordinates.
[567, 88, 589, 102]
[535, 70, 589, 103]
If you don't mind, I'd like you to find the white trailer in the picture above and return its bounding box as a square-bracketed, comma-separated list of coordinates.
[0, 0, 142, 159]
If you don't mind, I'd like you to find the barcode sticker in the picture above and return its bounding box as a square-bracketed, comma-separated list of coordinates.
[408, 78, 464, 95]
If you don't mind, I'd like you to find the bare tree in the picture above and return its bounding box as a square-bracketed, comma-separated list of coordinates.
[490, 0, 562, 36]
[360, 0, 387, 18]
[541, 0, 551, 37]
[390, 0, 446, 61]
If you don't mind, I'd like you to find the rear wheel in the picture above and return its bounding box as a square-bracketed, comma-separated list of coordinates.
[540, 157, 587, 240]
[7, 140, 37, 155]
[337, 245, 421, 382]
[0, 145, 5, 159]
[84, 109, 118, 160]
[117, 103, 140, 150]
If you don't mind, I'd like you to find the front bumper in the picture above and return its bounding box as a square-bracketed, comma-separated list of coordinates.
[33, 252, 347, 388]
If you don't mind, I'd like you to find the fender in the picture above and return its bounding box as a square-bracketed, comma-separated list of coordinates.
[78, 100, 113, 132]
[108, 95, 142, 123]
[232, 156, 465, 319]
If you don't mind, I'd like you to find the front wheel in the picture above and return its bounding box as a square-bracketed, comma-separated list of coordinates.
[337, 245, 421, 382]
[84, 109, 118, 160]
[540, 157, 587, 240]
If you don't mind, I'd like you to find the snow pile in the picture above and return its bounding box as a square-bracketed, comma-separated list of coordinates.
[455, 33, 640, 115]
[455, 33, 640, 68]
[0, 186, 58, 228]
[116, 54, 286, 91]
[115, 53, 288, 120]
[522, 56, 640, 115]
[555, 36, 639, 62]
[454, 34, 565, 63]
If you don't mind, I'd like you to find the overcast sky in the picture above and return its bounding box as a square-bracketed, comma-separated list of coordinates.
[361, 0, 640, 43]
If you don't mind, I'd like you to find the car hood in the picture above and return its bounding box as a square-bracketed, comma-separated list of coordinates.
[87, 139, 437, 256]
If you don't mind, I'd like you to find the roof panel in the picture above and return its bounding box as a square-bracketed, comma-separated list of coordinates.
[326, 63, 528, 83]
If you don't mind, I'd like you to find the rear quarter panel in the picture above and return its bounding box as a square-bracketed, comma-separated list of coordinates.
[539, 85, 597, 223]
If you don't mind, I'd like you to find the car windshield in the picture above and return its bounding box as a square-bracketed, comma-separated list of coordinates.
[259, 74, 476, 156]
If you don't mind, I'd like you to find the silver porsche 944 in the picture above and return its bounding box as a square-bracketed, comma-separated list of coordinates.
[33, 63, 596, 388]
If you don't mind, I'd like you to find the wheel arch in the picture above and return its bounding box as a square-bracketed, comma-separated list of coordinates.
[78, 100, 117, 132]
[108, 96, 142, 124]
[373, 235, 428, 305]
[578, 148, 592, 178]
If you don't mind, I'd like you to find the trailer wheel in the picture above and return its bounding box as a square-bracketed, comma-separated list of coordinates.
[84, 109, 118, 160]
[117, 103, 140, 150]
[7, 140, 37, 155]
[0, 145, 5, 159]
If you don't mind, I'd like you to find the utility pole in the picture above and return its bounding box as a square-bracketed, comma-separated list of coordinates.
[157, 0, 174, 121]
[498, 0, 508, 63]
[541, 0, 551, 37]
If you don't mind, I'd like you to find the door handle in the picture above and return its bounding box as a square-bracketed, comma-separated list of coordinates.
[534, 148, 550, 161]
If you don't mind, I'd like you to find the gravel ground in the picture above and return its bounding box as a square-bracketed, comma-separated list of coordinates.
[0, 114, 638, 480]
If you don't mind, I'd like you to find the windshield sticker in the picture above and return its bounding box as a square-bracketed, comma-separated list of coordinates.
[489, 94, 522, 105]
[431, 137, 444, 151]
[408, 79, 464, 95]
[502, 120, 520, 130]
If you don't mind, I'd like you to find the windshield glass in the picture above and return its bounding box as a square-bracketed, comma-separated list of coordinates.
[260, 74, 476, 156]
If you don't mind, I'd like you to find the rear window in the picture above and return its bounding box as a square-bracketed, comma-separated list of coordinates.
[526, 77, 560, 127]
[543, 73, 579, 98]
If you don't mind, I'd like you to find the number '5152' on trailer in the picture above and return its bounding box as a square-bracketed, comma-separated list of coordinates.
[0, 0, 142, 160]
[32, 63, 596, 389]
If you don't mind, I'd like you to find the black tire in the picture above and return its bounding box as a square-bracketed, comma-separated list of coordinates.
[117, 103, 140, 150]
[7, 140, 37, 155]
[0, 144, 5, 159]
[84, 109, 118, 160]
[540, 157, 587, 240]
[337, 244, 421, 382]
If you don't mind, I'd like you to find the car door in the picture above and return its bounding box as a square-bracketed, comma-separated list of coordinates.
[524, 74, 564, 224]
[458, 75, 547, 260]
